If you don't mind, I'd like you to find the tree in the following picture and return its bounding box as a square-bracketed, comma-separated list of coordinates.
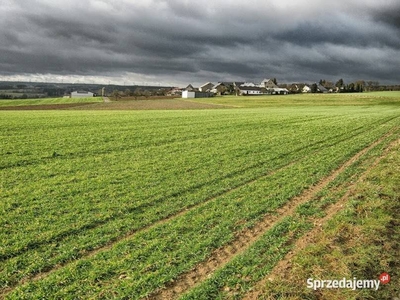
[111, 89, 121, 101]
[133, 88, 143, 100]
[272, 78, 278, 85]
[355, 80, 365, 92]
[335, 78, 344, 88]
[143, 90, 151, 99]
[311, 83, 318, 93]
[124, 89, 132, 97]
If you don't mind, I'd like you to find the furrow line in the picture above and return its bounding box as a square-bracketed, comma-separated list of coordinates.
[2, 125, 396, 296]
[243, 137, 400, 300]
[0, 158, 301, 296]
[146, 130, 395, 300]
[2, 114, 388, 261]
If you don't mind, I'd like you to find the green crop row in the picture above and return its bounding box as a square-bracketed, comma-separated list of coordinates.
[180, 129, 399, 300]
[4, 109, 399, 298]
[0, 97, 102, 107]
[1, 109, 396, 287]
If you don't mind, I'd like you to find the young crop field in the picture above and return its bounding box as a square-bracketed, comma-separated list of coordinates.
[0, 93, 399, 299]
[0, 97, 103, 109]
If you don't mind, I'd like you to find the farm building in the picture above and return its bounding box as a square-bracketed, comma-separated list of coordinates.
[71, 91, 94, 98]
[271, 88, 289, 95]
[239, 86, 263, 95]
[182, 91, 213, 98]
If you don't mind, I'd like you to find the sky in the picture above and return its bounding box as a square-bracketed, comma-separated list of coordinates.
[1, 0, 400, 87]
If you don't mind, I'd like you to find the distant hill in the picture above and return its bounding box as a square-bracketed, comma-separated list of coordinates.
[0, 81, 173, 99]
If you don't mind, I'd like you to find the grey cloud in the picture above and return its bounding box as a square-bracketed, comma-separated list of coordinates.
[372, 4, 400, 29]
[1, 0, 400, 85]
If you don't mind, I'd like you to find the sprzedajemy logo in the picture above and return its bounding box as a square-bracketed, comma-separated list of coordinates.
[307, 273, 391, 291]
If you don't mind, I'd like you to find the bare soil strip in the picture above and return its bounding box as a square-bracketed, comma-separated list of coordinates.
[242, 137, 400, 300]
[146, 132, 395, 300]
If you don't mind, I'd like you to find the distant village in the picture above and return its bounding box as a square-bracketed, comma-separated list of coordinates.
[0, 78, 398, 99]
[175, 78, 376, 99]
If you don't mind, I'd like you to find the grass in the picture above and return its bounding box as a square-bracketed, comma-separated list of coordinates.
[180, 131, 398, 300]
[190, 91, 400, 108]
[0, 92, 399, 299]
[259, 140, 400, 300]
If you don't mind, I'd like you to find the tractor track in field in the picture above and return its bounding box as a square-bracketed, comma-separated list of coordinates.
[145, 130, 397, 300]
[0, 157, 301, 297]
[2, 114, 391, 261]
[1, 126, 397, 298]
[243, 137, 400, 300]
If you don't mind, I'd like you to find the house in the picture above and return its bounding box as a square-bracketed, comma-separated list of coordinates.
[238, 86, 263, 95]
[321, 81, 335, 92]
[167, 87, 183, 96]
[288, 83, 305, 93]
[260, 79, 278, 89]
[71, 91, 94, 98]
[271, 88, 289, 95]
[211, 83, 226, 95]
[241, 82, 257, 87]
[199, 82, 214, 92]
[317, 84, 328, 93]
[302, 85, 312, 93]
[302, 83, 328, 93]
[185, 84, 197, 92]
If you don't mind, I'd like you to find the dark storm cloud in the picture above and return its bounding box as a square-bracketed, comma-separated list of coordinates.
[373, 3, 400, 29]
[1, 0, 400, 85]
[271, 20, 400, 49]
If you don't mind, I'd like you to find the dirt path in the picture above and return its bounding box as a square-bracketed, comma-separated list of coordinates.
[243, 137, 400, 300]
[146, 132, 395, 300]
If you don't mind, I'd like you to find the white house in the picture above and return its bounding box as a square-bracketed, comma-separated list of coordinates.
[271, 88, 289, 95]
[302, 85, 312, 93]
[71, 91, 94, 98]
[241, 82, 257, 87]
[239, 86, 263, 95]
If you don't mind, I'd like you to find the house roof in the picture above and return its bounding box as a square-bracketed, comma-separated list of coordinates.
[73, 91, 92, 94]
[239, 86, 262, 91]
[240, 82, 257, 87]
[200, 82, 213, 88]
[185, 84, 198, 91]
[261, 78, 272, 83]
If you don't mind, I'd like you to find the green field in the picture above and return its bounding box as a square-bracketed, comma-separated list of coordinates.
[1, 93, 399, 299]
[191, 91, 400, 108]
[0, 97, 102, 107]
